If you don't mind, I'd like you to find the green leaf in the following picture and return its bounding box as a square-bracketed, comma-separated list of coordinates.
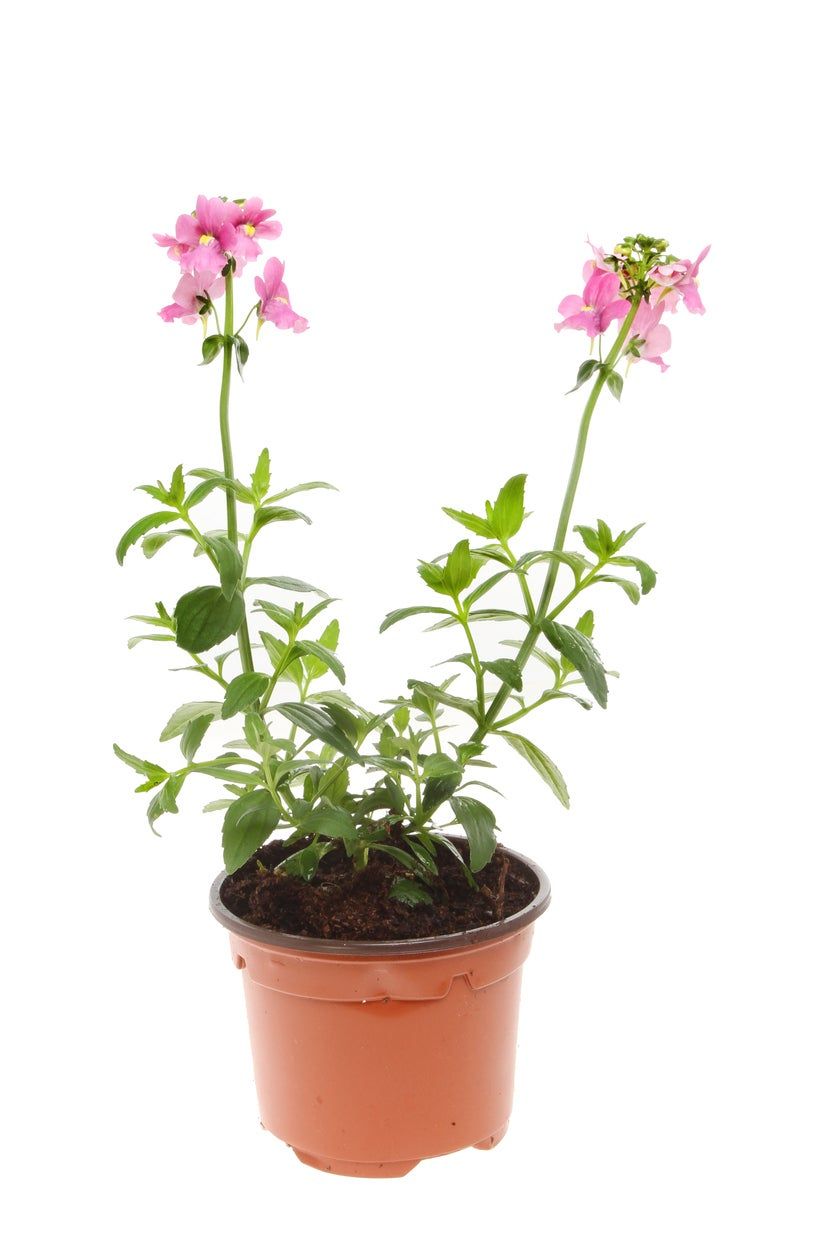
[147, 776, 184, 835]
[417, 561, 449, 595]
[274, 703, 362, 762]
[222, 789, 281, 873]
[612, 523, 646, 551]
[136, 482, 175, 506]
[174, 586, 245, 652]
[295, 638, 346, 685]
[251, 448, 271, 500]
[407, 679, 479, 717]
[441, 507, 494, 538]
[160, 700, 223, 742]
[262, 481, 337, 504]
[113, 743, 167, 785]
[185, 472, 256, 506]
[606, 370, 624, 400]
[201, 334, 224, 365]
[141, 529, 191, 558]
[575, 609, 595, 638]
[390, 878, 433, 906]
[540, 620, 608, 708]
[490, 474, 526, 542]
[422, 771, 463, 816]
[116, 511, 180, 565]
[444, 539, 474, 596]
[594, 574, 641, 604]
[610, 555, 657, 594]
[278, 840, 334, 881]
[573, 524, 603, 558]
[450, 796, 498, 872]
[422, 752, 461, 779]
[567, 359, 599, 394]
[180, 713, 215, 763]
[499, 731, 569, 808]
[169, 464, 185, 505]
[294, 801, 356, 841]
[204, 533, 243, 600]
[380, 604, 449, 633]
[221, 672, 270, 719]
[127, 633, 176, 649]
[245, 575, 328, 598]
[250, 505, 311, 540]
[233, 334, 249, 379]
[483, 658, 523, 691]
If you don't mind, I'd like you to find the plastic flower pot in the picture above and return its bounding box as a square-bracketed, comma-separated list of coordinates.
[210, 847, 550, 1177]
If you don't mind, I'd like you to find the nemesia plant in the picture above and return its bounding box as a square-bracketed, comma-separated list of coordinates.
[116, 209, 706, 911]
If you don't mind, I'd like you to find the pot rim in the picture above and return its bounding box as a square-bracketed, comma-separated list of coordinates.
[209, 844, 551, 957]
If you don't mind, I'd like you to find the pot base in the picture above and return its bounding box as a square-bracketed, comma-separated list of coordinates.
[290, 1120, 509, 1177]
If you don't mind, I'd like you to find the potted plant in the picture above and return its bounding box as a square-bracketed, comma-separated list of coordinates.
[116, 198, 707, 1176]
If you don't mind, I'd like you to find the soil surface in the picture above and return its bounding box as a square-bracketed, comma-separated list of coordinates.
[220, 836, 538, 941]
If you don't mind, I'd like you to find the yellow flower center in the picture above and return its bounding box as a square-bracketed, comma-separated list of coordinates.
[199, 233, 214, 246]
[243, 223, 256, 237]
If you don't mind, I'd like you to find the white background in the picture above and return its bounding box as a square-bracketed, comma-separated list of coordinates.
[3, 2, 831, 1254]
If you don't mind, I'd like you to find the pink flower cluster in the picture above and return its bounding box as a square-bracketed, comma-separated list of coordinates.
[155, 195, 307, 332]
[555, 239, 709, 371]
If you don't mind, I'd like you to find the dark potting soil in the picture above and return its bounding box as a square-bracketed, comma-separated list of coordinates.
[220, 836, 538, 941]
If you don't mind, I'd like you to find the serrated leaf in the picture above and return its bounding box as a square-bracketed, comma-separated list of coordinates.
[441, 507, 494, 538]
[251, 448, 271, 500]
[380, 604, 450, 633]
[160, 700, 223, 742]
[610, 555, 656, 593]
[490, 474, 526, 542]
[444, 539, 474, 596]
[113, 743, 167, 783]
[390, 878, 433, 906]
[116, 511, 180, 565]
[540, 620, 608, 707]
[294, 801, 356, 841]
[594, 574, 641, 604]
[500, 731, 569, 807]
[262, 481, 337, 504]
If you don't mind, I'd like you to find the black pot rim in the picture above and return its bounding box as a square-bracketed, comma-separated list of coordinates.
[209, 844, 551, 957]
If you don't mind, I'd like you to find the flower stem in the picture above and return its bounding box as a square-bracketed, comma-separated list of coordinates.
[474, 297, 641, 738]
[219, 269, 255, 674]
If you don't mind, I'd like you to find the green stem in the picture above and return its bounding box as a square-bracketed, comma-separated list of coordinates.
[474, 297, 641, 738]
[219, 269, 255, 675]
[454, 596, 485, 717]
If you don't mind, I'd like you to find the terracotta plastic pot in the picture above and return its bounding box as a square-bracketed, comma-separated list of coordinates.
[210, 847, 550, 1177]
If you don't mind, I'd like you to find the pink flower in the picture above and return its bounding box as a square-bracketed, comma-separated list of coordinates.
[159, 271, 224, 324]
[226, 197, 282, 264]
[623, 299, 672, 371]
[556, 269, 630, 337]
[254, 257, 308, 333]
[648, 246, 710, 314]
[154, 196, 238, 276]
